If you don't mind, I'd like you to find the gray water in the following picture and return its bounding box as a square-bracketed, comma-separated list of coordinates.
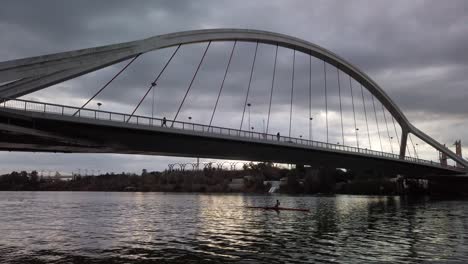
[0, 192, 467, 263]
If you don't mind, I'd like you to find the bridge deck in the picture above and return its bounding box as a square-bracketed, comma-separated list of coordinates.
[0, 98, 463, 175]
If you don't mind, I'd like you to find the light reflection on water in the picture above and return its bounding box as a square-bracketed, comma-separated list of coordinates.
[0, 192, 467, 263]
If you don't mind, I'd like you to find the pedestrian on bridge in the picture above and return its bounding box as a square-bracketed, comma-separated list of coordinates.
[277, 132, 280, 141]
[162, 117, 167, 127]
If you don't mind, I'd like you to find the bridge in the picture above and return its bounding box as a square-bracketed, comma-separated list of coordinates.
[0, 29, 466, 177]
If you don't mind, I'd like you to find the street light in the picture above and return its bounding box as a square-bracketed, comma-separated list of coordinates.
[97, 102, 102, 119]
[247, 103, 252, 132]
[309, 117, 313, 141]
[355, 128, 360, 149]
[188, 117, 198, 166]
[390, 137, 394, 154]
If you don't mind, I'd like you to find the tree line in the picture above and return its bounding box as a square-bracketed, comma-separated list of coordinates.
[0, 162, 428, 195]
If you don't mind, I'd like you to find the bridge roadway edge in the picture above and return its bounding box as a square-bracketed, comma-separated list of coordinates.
[0, 108, 461, 177]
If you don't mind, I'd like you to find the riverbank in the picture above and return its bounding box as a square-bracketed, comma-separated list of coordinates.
[2, 164, 465, 196]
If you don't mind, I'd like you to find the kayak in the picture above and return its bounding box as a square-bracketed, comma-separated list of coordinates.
[245, 206, 310, 212]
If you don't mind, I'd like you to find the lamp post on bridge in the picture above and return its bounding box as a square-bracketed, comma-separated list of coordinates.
[97, 102, 102, 119]
[390, 137, 394, 155]
[247, 103, 251, 132]
[188, 116, 193, 131]
[188, 116, 199, 166]
[355, 128, 360, 149]
[309, 117, 313, 142]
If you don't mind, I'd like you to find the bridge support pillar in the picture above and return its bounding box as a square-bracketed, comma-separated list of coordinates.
[399, 130, 408, 159]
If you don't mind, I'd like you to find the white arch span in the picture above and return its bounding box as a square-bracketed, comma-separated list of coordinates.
[0, 29, 466, 168]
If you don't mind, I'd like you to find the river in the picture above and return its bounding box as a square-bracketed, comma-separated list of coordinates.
[0, 192, 467, 263]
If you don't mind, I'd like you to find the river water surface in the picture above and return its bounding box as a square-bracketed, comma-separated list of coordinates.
[0, 192, 467, 263]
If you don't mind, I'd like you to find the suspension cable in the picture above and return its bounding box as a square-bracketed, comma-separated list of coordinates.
[391, 116, 400, 143]
[209, 41, 237, 127]
[151, 78, 155, 121]
[266, 44, 278, 134]
[371, 96, 384, 152]
[126, 45, 181, 122]
[360, 85, 372, 149]
[349, 76, 358, 148]
[324, 61, 328, 143]
[409, 134, 419, 159]
[381, 104, 394, 154]
[73, 54, 140, 116]
[173, 41, 211, 125]
[240, 42, 259, 130]
[309, 55, 312, 141]
[289, 50, 296, 137]
[407, 142, 413, 158]
[337, 68, 344, 145]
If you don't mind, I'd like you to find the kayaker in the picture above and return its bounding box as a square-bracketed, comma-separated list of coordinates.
[274, 200, 280, 209]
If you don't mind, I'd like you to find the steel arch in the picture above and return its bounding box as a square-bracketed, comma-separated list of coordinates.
[0, 28, 466, 168]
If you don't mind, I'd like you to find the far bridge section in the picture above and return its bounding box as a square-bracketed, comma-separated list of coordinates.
[0, 98, 463, 176]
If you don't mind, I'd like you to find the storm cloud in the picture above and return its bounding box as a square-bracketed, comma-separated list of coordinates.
[1, 0, 467, 173]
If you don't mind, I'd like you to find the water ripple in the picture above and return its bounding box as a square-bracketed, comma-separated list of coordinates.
[1, 192, 468, 263]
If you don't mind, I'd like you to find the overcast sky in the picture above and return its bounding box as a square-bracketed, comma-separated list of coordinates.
[1, 0, 467, 174]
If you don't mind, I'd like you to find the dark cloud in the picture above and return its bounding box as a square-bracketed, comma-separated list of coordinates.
[1, 0, 467, 172]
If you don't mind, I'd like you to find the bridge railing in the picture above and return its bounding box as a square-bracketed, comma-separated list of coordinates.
[0, 97, 458, 170]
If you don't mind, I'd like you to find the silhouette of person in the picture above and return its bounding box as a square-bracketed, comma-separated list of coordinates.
[162, 117, 167, 127]
[276, 132, 280, 141]
[274, 199, 280, 209]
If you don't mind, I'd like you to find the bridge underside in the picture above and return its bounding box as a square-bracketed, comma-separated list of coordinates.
[0, 109, 461, 176]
